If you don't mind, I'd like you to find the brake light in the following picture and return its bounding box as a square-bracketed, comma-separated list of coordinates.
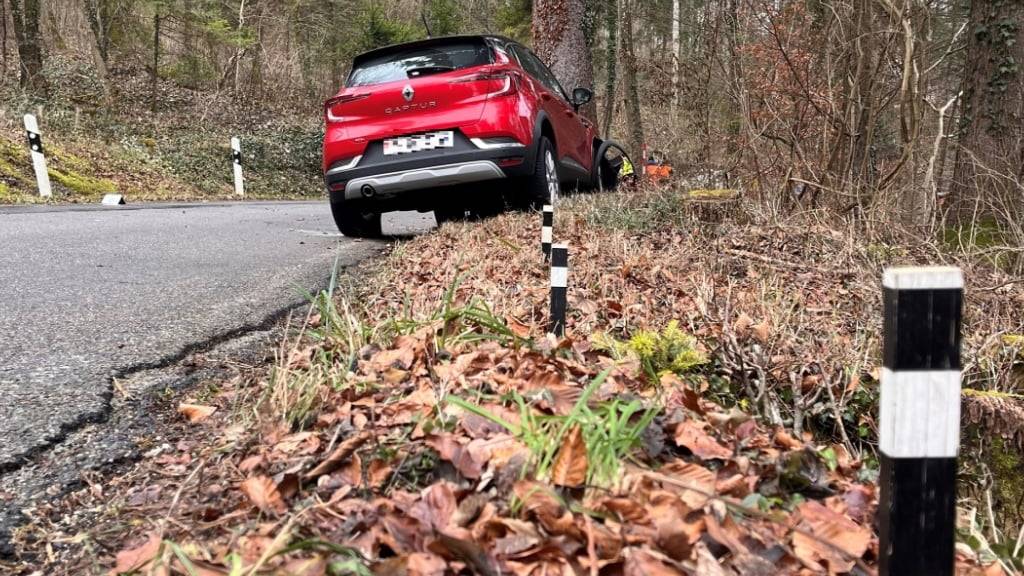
[449, 72, 516, 97]
[324, 93, 370, 123]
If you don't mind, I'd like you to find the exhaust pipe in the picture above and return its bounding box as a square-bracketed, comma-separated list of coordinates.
[360, 184, 376, 198]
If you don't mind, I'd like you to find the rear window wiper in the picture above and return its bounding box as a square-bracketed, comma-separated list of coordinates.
[406, 66, 454, 78]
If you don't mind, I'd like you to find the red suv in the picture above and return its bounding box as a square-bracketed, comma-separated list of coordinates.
[322, 35, 609, 237]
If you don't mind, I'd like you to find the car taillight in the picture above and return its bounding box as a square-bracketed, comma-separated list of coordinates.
[324, 93, 370, 124]
[449, 72, 516, 97]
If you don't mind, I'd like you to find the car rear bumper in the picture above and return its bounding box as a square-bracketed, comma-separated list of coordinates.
[339, 160, 506, 200]
[324, 130, 532, 205]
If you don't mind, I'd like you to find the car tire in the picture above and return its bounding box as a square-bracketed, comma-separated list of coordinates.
[518, 137, 559, 209]
[331, 200, 382, 238]
[597, 156, 619, 191]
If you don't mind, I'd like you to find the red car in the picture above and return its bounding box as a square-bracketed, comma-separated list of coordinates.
[322, 35, 611, 237]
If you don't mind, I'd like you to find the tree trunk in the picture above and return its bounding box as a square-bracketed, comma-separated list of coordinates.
[1, 0, 7, 83]
[83, 0, 111, 101]
[620, 0, 644, 161]
[234, 0, 247, 97]
[532, 0, 596, 119]
[671, 0, 680, 111]
[601, 0, 618, 137]
[83, 0, 110, 63]
[952, 0, 1024, 214]
[8, 0, 46, 94]
[151, 10, 160, 114]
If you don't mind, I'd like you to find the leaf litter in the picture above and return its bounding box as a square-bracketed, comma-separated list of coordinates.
[11, 190, 1022, 575]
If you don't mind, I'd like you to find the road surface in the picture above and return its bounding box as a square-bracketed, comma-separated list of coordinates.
[0, 201, 433, 473]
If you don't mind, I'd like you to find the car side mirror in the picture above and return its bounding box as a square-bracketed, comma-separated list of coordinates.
[571, 87, 593, 111]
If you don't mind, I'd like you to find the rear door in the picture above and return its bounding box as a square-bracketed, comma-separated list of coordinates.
[327, 38, 496, 143]
[513, 47, 592, 176]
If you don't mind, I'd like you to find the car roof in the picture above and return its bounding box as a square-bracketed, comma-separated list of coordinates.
[352, 35, 520, 68]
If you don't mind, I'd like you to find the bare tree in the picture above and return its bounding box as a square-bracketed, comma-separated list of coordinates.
[8, 0, 46, 94]
[601, 0, 618, 137]
[619, 0, 643, 161]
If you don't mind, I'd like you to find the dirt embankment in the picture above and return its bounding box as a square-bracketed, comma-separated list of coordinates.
[9, 189, 1022, 574]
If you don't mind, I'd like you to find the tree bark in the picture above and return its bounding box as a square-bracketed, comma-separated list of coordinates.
[671, 0, 680, 111]
[8, 0, 46, 94]
[532, 0, 597, 119]
[151, 10, 160, 114]
[620, 0, 644, 161]
[952, 0, 1024, 212]
[601, 0, 618, 137]
[83, 0, 112, 101]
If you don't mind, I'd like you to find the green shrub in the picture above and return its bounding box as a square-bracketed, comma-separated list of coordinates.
[593, 320, 707, 380]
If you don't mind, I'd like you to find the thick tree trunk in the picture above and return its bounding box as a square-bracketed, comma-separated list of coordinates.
[8, 0, 46, 94]
[952, 0, 1024, 214]
[83, 0, 111, 63]
[83, 0, 111, 101]
[532, 0, 596, 119]
[620, 0, 644, 161]
[601, 0, 618, 137]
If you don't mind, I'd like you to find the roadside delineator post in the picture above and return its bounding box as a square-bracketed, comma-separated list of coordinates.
[541, 204, 553, 261]
[231, 137, 244, 196]
[23, 114, 51, 198]
[549, 244, 568, 337]
[878, 266, 963, 576]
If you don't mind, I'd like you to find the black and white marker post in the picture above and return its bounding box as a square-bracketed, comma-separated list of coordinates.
[23, 114, 51, 198]
[541, 204, 553, 261]
[231, 137, 244, 196]
[878, 266, 963, 576]
[549, 244, 568, 337]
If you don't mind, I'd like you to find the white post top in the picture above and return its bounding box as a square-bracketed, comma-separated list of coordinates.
[543, 204, 553, 211]
[23, 114, 39, 132]
[231, 137, 241, 150]
[882, 267, 963, 290]
[551, 243, 568, 250]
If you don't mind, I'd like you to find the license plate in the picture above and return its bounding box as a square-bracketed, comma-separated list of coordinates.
[383, 131, 454, 155]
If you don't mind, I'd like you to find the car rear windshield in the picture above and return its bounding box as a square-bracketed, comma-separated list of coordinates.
[347, 40, 492, 87]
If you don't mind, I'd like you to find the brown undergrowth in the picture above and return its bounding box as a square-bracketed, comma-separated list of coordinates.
[10, 188, 1023, 575]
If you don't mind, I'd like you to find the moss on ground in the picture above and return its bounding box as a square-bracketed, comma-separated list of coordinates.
[48, 167, 117, 196]
[988, 437, 1024, 535]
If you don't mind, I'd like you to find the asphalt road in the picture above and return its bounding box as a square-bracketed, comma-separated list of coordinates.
[0, 201, 434, 473]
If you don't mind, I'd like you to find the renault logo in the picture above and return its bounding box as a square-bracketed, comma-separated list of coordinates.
[402, 85, 415, 102]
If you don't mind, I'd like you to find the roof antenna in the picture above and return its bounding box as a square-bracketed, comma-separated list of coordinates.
[421, 5, 433, 38]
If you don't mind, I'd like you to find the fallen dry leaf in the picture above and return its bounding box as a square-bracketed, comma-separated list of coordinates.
[177, 403, 216, 423]
[550, 425, 588, 487]
[304, 430, 372, 479]
[792, 500, 871, 573]
[674, 420, 732, 460]
[408, 551, 447, 576]
[111, 532, 164, 576]
[239, 475, 287, 515]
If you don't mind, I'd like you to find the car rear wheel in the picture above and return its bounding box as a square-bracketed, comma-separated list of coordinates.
[517, 137, 558, 209]
[597, 156, 619, 191]
[331, 200, 382, 238]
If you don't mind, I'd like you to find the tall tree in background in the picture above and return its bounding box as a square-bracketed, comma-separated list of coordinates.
[671, 0, 679, 111]
[8, 0, 46, 94]
[424, 0, 463, 36]
[532, 0, 596, 118]
[619, 0, 643, 160]
[953, 0, 1024, 209]
[601, 0, 618, 136]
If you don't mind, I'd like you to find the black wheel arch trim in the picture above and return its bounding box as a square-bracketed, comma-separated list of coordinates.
[527, 110, 555, 174]
[592, 139, 631, 187]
